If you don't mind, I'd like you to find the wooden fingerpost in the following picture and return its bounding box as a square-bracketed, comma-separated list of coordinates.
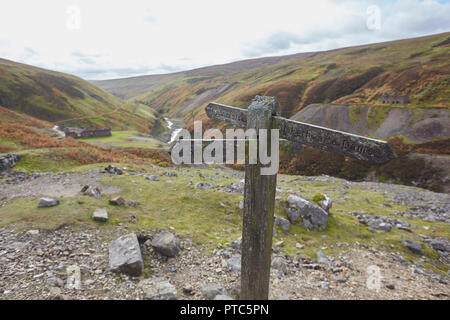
[241, 96, 279, 300]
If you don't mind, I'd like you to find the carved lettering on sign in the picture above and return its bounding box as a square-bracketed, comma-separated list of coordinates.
[205, 102, 396, 165]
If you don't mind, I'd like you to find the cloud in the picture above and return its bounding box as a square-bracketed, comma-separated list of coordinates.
[241, 0, 450, 57]
[0, 0, 448, 80]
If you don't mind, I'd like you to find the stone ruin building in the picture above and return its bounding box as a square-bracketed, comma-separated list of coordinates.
[380, 93, 410, 105]
[59, 124, 112, 139]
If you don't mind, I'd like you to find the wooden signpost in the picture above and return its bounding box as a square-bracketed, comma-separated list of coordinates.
[204, 96, 396, 299]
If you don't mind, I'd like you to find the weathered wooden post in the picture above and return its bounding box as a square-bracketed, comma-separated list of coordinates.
[193, 95, 397, 300]
[241, 96, 279, 300]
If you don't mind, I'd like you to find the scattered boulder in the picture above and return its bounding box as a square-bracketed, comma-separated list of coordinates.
[350, 212, 411, 233]
[109, 233, 144, 277]
[274, 216, 290, 232]
[195, 182, 213, 190]
[109, 196, 125, 206]
[165, 171, 177, 177]
[127, 200, 139, 207]
[151, 231, 180, 257]
[143, 279, 178, 300]
[38, 198, 59, 208]
[402, 240, 423, 255]
[81, 185, 102, 199]
[427, 239, 449, 252]
[145, 175, 160, 181]
[104, 165, 123, 175]
[226, 254, 241, 274]
[238, 201, 244, 210]
[0, 154, 21, 171]
[92, 208, 108, 222]
[201, 283, 228, 300]
[286, 194, 328, 231]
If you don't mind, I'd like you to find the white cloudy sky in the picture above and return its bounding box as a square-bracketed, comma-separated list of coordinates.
[0, 0, 449, 80]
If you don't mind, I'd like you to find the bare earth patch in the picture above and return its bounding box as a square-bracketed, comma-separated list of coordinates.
[0, 171, 121, 201]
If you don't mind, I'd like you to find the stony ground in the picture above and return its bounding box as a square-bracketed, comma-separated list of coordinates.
[0, 165, 449, 300]
[0, 225, 448, 300]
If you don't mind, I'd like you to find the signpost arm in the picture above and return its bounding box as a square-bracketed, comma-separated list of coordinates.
[241, 96, 278, 300]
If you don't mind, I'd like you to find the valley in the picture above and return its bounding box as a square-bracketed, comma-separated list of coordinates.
[0, 31, 449, 301]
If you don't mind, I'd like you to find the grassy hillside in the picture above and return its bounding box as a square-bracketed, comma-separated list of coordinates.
[96, 33, 450, 123]
[0, 58, 156, 132]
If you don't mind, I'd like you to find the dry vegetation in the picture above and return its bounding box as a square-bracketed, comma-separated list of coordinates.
[0, 106, 170, 168]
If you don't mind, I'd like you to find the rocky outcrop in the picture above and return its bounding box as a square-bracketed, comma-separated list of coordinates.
[0, 154, 20, 171]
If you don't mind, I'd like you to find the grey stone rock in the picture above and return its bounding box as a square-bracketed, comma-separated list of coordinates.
[165, 171, 177, 177]
[274, 216, 290, 232]
[402, 240, 423, 255]
[127, 200, 139, 207]
[238, 201, 244, 210]
[227, 254, 241, 274]
[105, 165, 123, 175]
[109, 196, 125, 206]
[80, 185, 102, 199]
[38, 198, 59, 208]
[318, 194, 332, 212]
[195, 182, 213, 190]
[286, 194, 328, 231]
[109, 233, 144, 277]
[145, 175, 160, 181]
[152, 231, 180, 257]
[92, 208, 108, 222]
[428, 239, 449, 252]
[377, 222, 392, 232]
[144, 279, 178, 300]
[201, 283, 227, 300]
[316, 250, 330, 264]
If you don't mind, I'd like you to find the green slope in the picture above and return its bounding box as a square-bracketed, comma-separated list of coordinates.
[0, 58, 156, 132]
